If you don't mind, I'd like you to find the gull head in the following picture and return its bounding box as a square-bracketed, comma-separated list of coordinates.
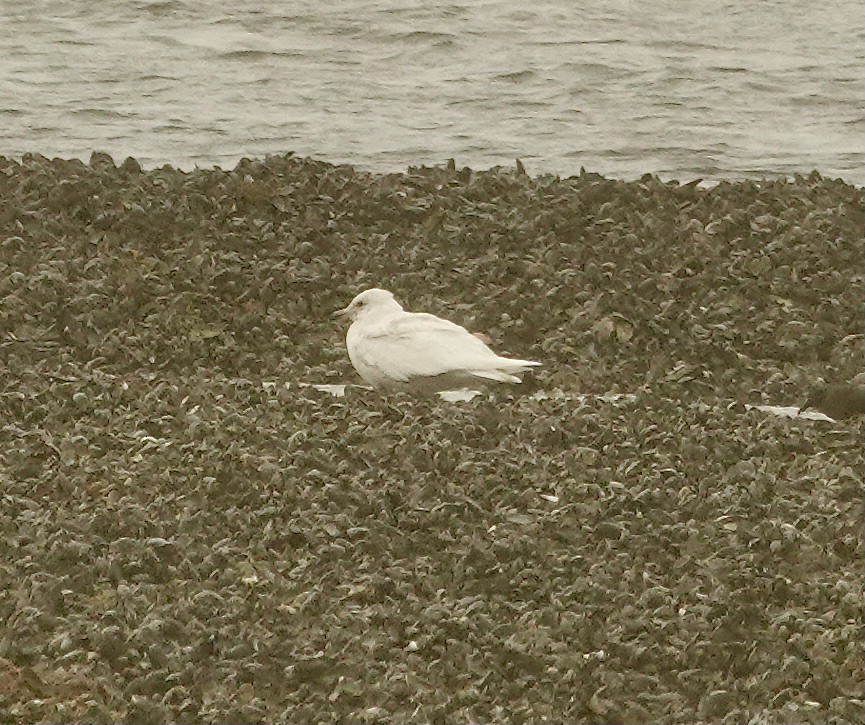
[333, 288, 404, 323]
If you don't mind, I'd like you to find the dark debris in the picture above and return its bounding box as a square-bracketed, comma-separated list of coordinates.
[0, 153, 862, 724]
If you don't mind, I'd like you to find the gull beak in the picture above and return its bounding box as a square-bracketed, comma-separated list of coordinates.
[332, 306, 350, 321]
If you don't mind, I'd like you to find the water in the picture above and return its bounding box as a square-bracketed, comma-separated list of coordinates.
[1, 0, 862, 183]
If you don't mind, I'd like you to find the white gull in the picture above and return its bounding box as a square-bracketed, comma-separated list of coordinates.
[333, 288, 541, 393]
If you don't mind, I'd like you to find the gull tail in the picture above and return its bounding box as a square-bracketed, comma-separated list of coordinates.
[471, 358, 542, 384]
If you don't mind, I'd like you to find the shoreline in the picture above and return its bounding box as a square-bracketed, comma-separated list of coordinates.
[4, 149, 864, 189]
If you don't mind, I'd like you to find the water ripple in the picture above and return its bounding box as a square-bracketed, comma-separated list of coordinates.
[0, 0, 861, 183]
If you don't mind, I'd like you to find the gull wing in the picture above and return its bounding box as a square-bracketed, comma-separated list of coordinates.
[356, 312, 509, 382]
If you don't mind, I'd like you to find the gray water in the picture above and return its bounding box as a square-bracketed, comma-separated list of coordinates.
[2, 0, 863, 183]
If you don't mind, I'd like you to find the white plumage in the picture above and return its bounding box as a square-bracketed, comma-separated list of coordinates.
[333, 288, 541, 392]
